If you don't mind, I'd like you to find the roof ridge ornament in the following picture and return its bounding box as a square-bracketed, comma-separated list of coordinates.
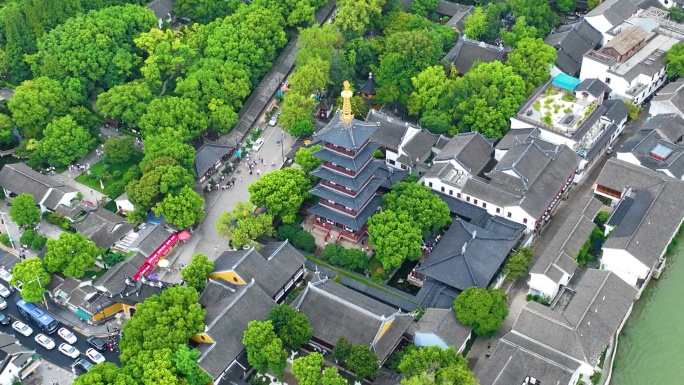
[340, 80, 354, 125]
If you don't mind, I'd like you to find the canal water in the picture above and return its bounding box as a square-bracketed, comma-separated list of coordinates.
[610, 238, 684, 384]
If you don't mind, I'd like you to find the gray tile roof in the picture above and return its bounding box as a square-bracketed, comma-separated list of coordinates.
[545, 21, 602, 76]
[146, 0, 173, 20]
[586, 0, 639, 26]
[308, 194, 383, 231]
[651, 78, 684, 115]
[576, 78, 611, 98]
[366, 110, 408, 151]
[640, 113, 684, 143]
[95, 252, 147, 294]
[436, 192, 488, 223]
[197, 280, 276, 380]
[494, 128, 535, 150]
[447, 37, 510, 75]
[444, 4, 473, 31]
[313, 142, 380, 171]
[311, 160, 382, 190]
[512, 269, 636, 365]
[70, 206, 133, 248]
[602, 99, 630, 125]
[292, 279, 410, 362]
[530, 196, 602, 280]
[0, 163, 76, 208]
[401, 130, 440, 167]
[596, 159, 684, 267]
[134, 225, 173, 257]
[435, 132, 495, 175]
[416, 220, 518, 290]
[618, 128, 684, 178]
[212, 242, 306, 298]
[310, 177, 384, 212]
[339, 275, 418, 312]
[411, 308, 471, 349]
[194, 142, 233, 177]
[415, 278, 461, 308]
[315, 112, 378, 151]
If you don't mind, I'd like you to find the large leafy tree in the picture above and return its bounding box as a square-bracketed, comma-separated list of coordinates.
[499, 16, 539, 48]
[347, 344, 379, 380]
[180, 253, 214, 292]
[96, 81, 154, 126]
[248, 168, 311, 224]
[557, 0, 576, 13]
[43, 232, 98, 278]
[447, 61, 526, 138]
[9, 193, 41, 226]
[502, 247, 533, 282]
[322, 243, 368, 271]
[398, 346, 476, 385]
[342, 38, 380, 80]
[322, 367, 348, 385]
[453, 287, 509, 336]
[73, 362, 136, 385]
[331, 336, 353, 364]
[253, 0, 324, 27]
[22, 0, 82, 40]
[141, 135, 195, 171]
[153, 186, 205, 229]
[32, 115, 96, 167]
[507, 0, 559, 38]
[462, 6, 488, 41]
[289, 57, 332, 97]
[665, 43, 684, 78]
[292, 353, 324, 385]
[4, 6, 37, 83]
[242, 320, 288, 376]
[408, 65, 451, 116]
[10, 258, 50, 303]
[268, 304, 313, 349]
[170, 344, 213, 385]
[215, 201, 275, 248]
[383, 182, 451, 237]
[134, 25, 197, 90]
[505, 38, 557, 93]
[173, 0, 238, 24]
[105, 137, 135, 165]
[28, 4, 157, 92]
[119, 286, 205, 365]
[138, 97, 208, 141]
[334, 0, 384, 38]
[0, 114, 16, 147]
[368, 210, 423, 270]
[279, 91, 318, 132]
[294, 144, 322, 173]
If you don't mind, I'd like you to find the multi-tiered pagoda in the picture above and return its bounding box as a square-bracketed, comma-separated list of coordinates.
[308, 81, 405, 240]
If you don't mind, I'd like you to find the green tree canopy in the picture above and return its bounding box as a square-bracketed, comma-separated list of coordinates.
[408, 65, 451, 116]
[322, 367, 348, 385]
[9, 193, 41, 226]
[173, 0, 238, 24]
[43, 232, 98, 278]
[505, 37, 557, 93]
[242, 320, 288, 376]
[292, 352, 324, 385]
[248, 168, 311, 224]
[73, 362, 136, 385]
[141, 135, 195, 171]
[268, 304, 313, 349]
[119, 286, 205, 365]
[134, 24, 197, 90]
[419, 110, 453, 135]
[557, 0, 576, 13]
[105, 137, 135, 165]
[331, 336, 353, 364]
[215, 201, 274, 248]
[32, 115, 96, 167]
[382, 182, 451, 237]
[665, 43, 684, 78]
[96, 81, 154, 126]
[138, 97, 208, 141]
[334, 0, 385, 37]
[398, 346, 476, 385]
[499, 16, 538, 48]
[126, 164, 195, 210]
[322, 243, 368, 271]
[447, 61, 526, 138]
[289, 120, 316, 139]
[28, 4, 157, 92]
[463, 6, 488, 41]
[294, 144, 322, 173]
[279, 92, 317, 132]
[453, 287, 509, 336]
[368, 210, 423, 270]
[10, 258, 50, 303]
[4, 6, 37, 83]
[342, 38, 380, 80]
[180, 253, 214, 292]
[347, 344, 379, 380]
[502, 247, 533, 282]
[170, 344, 213, 385]
[408, 0, 438, 17]
[507, 0, 558, 38]
[153, 186, 205, 229]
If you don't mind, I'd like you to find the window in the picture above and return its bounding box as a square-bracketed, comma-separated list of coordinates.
[473, 199, 478, 205]
[449, 190, 453, 196]
[429, 182, 433, 187]
[232, 277, 238, 283]
[605, 77, 611, 84]
[482, 202, 487, 208]
[523, 218, 528, 224]
[496, 208, 501, 214]
[401, 164, 407, 170]
[388, 159, 395, 165]
[457, 193, 462, 198]
[201, 335, 206, 341]
[441, 187, 445, 192]
[507, 212, 512, 218]
[466, 196, 470, 202]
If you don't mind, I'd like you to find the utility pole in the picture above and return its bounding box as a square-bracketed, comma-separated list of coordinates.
[0, 212, 15, 251]
[281, 130, 285, 164]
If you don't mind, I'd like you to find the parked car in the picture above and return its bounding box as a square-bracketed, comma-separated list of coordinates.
[58, 328, 78, 344]
[86, 336, 107, 352]
[0, 313, 9, 326]
[34, 334, 55, 350]
[73, 358, 93, 374]
[58, 343, 80, 359]
[0, 298, 6, 310]
[268, 113, 280, 127]
[251, 138, 265, 152]
[12, 321, 32, 337]
[86, 348, 106, 364]
[0, 285, 10, 298]
[0, 268, 11, 283]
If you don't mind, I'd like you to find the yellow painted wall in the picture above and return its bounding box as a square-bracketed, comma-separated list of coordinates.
[377, 319, 394, 340]
[208, 271, 245, 284]
[92, 303, 125, 321]
[191, 333, 214, 344]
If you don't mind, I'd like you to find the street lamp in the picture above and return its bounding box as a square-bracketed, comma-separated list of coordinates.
[0, 212, 15, 251]
[281, 130, 285, 164]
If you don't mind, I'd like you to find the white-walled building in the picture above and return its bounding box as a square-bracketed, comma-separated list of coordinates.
[0, 163, 78, 213]
[650, 77, 684, 117]
[545, 20, 602, 78]
[584, 0, 639, 43]
[593, 158, 684, 294]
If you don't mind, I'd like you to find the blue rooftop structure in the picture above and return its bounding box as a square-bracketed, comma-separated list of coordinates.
[552, 74, 581, 92]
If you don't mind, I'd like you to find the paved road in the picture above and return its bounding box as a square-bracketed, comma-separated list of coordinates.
[0, 251, 120, 373]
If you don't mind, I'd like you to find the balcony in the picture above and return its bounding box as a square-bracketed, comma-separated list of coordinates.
[320, 200, 358, 216]
[321, 180, 359, 196]
[625, 83, 648, 97]
[322, 162, 356, 177]
[324, 143, 357, 157]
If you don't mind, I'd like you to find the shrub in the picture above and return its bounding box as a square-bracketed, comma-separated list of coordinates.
[103, 252, 126, 267]
[250, 130, 261, 140]
[533, 101, 541, 111]
[561, 93, 576, 102]
[20, 229, 37, 246]
[276, 224, 300, 241]
[112, 170, 122, 179]
[292, 231, 316, 253]
[0, 234, 10, 247]
[31, 236, 47, 251]
[88, 173, 100, 180]
[104, 181, 126, 198]
[223, 164, 233, 174]
[564, 107, 572, 114]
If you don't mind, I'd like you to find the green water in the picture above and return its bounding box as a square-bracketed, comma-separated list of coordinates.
[610, 239, 684, 384]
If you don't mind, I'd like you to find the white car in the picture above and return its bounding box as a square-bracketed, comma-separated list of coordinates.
[268, 113, 279, 127]
[251, 138, 265, 152]
[34, 334, 55, 350]
[12, 321, 32, 337]
[58, 343, 80, 359]
[0, 285, 10, 298]
[58, 328, 78, 344]
[0, 298, 7, 310]
[86, 348, 106, 364]
[0, 268, 11, 283]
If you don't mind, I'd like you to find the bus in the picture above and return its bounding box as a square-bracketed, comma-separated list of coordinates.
[16, 300, 59, 334]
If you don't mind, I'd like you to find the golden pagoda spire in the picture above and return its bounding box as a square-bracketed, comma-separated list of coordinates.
[340, 80, 354, 124]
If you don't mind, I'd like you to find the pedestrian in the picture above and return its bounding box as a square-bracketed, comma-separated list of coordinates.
[256, 169, 261, 176]
[271, 161, 275, 167]
[215, 246, 218, 253]
[249, 170, 253, 175]
[487, 343, 491, 349]
[240, 176, 243, 183]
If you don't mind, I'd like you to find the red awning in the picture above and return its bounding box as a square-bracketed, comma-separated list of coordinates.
[178, 231, 191, 241]
[133, 233, 179, 280]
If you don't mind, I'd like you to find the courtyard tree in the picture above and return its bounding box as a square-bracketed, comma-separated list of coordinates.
[408, 0, 438, 17]
[453, 287, 509, 336]
[294, 144, 322, 173]
[170, 344, 213, 385]
[334, 0, 384, 37]
[382, 182, 452, 237]
[505, 38, 557, 94]
[322, 367, 348, 385]
[268, 304, 313, 349]
[557, 0, 576, 13]
[331, 336, 353, 364]
[502, 247, 534, 282]
[138, 97, 208, 142]
[43, 232, 98, 278]
[10, 258, 50, 303]
[104, 137, 135, 165]
[173, 0, 238, 24]
[408, 65, 451, 116]
[289, 120, 316, 138]
[248, 168, 311, 224]
[368, 210, 423, 270]
[499, 16, 539, 49]
[665, 43, 684, 78]
[141, 135, 195, 171]
[462, 6, 488, 41]
[119, 286, 205, 365]
[96, 81, 154, 126]
[181, 253, 214, 292]
[32, 115, 96, 168]
[507, 0, 558, 38]
[322, 243, 368, 271]
[9, 193, 41, 226]
[291, 352, 324, 385]
[347, 344, 379, 380]
[73, 362, 136, 385]
[4, 6, 36, 83]
[8, 77, 77, 139]
[279, 92, 317, 132]
[398, 346, 476, 385]
[153, 186, 205, 229]
[242, 320, 288, 376]
[215, 201, 274, 248]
